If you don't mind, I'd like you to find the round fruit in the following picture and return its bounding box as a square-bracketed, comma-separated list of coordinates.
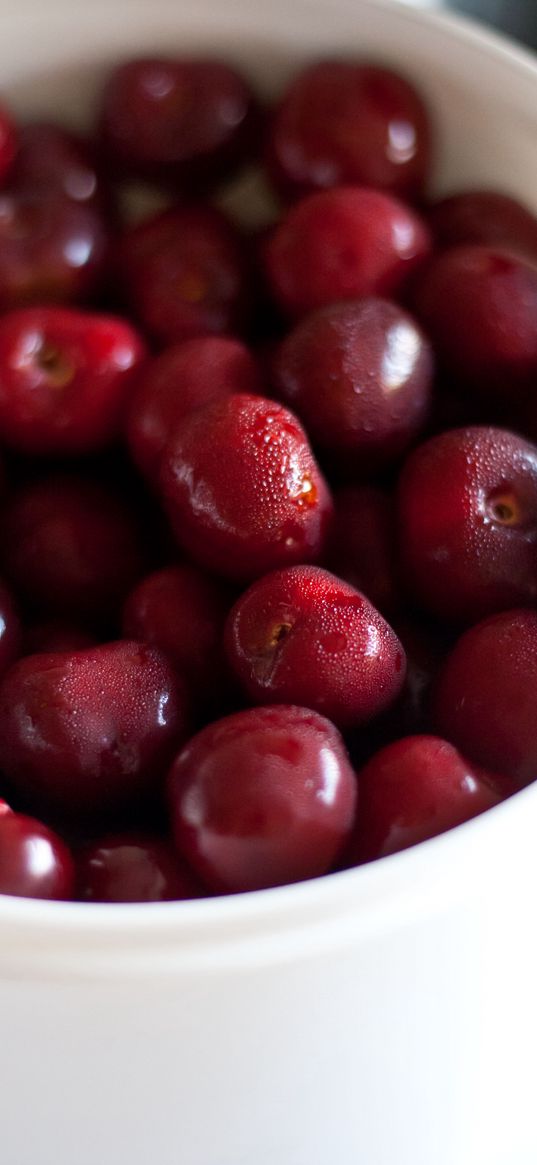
[0, 809, 75, 900]
[77, 832, 201, 902]
[427, 190, 537, 262]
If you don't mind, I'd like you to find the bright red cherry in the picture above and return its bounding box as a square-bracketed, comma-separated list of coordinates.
[267, 61, 431, 201]
[0, 104, 17, 186]
[263, 186, 431, 318]
[0, 809, 75, 899]
[272, 298, 432, 472]
[116, 206, 251, 346]
[127, 336, 262, 484]
[225, 565, 405, 728]
[77, 832, 202, 902]
[0, 306, 145, 455]
[427, 190, 537, 263]
[0, 641, 188, 820]
[0, 579, 20, 677]
[325, 486, 401, 616]
[160, 393, 332, 581]
[397, 426, 537, 624]
[347, 735, 502, 863]
[433, 609, 537, 790]
[168, 704, 358, 893]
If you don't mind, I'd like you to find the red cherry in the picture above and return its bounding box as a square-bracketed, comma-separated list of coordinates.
[397, 426, 537, 623]
[0, 641, 189, 820]
[347, 735, 502, 863]
[168, 704, 357, 893]
[11, 121, 108, 210]
[0, 810, 74, 899]
[77, 832, 202, 902]
[22, 621, 99, 656]
[433, 609, 537, 790]
[0, 578, 20, 677]
[127, 336, 261, 484]
[225, 565, 405, 727]
[427, 190, 537, 263]
[325, 486, 401, 616]
[116, 206, 251, 346]
[263, 186, 431, 318]
[267, 61, 431, 201]
[0, 306, 145, 455]
[0, 103, 17, 186]
[160, 393, 332, 581]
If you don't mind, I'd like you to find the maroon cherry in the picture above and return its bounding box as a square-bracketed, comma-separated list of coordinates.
[0, 809, 75, 900]
[100, 57, 258, 188]
[0, 306, 145, 455]
[225, 565, 405, 728]
[116, 205, 251, 345]
[11, 121, 108, 210]
[127, 336, 262, 484]
[433, 609, 537, 790]
[22, 621, 98, 656]
[168, 704, 358, 893]
[427, 190, 537, 263]
[0, 104, 17, 186]
[347, 735, 502, 863]
[0, 641, 188, 819]
[77, 832, 202, 902]
[397, 426, 537, 623]
[160, 393, 332, 581]
[272, 298, 432, 471]
[325, 486, 401, 616]
[1, 475, 145, 623]
[267, 61, 431, 201]
[0, 579, 20, 677]
[263, 186, 431, 318]
[412, 245, 537, 401]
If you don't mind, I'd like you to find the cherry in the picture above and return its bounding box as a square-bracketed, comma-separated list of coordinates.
[22, 621, 98, 656]
[160, 393, 332, 581]
[77, 832, 202, 902]
[225, 565, 405, 727]
[272, 298, 432, 472]
[412, 245, 537, 401]
[433, 609, 537, 790]
[325, 486, 401, 616]
[0, 103, 17, 186]
[0, 809, 75, 900]
[0, 306, 145, 455]
[0, 579, 20, 678]
[1, 475, 145, 624]
[116, 206, 251, 346]
[263, 186, 431, 318]
[347, 735, 502, 864]
[127, 336, 261, 484]
[427, 190, 537, 263]
[267, 61, 431, 201]
[0, 641, 189, 820]
[168, 704, 357, 893]
[122, 564, 231, 700]
[11, 121, 108, 210]
[99, 57, 258, 189]
[397, 426, 537, 623]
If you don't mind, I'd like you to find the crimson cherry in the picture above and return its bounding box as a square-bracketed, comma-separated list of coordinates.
[11, 121, 108, 210]
[0, 579, 20, 677]
[225, 565, 405, 728]
[397, 426, 537, 623]
[272, 298, 432, 472]
[0, 641, 189, 820]
[427, 190, 537, 263]
[325, 486, 401, 616]
[0, 104, 17, 186]
[0, 306, 145, 455]
[0, 809, 75, 900]
[263, 186, 431, 318]
[160, 393, 332, 581]
[77, 832, 202, 902]
[267, 61, 431, 201]
[168, 704, 357, 893]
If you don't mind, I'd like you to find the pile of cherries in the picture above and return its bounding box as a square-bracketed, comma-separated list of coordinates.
[0, 55, 536, 904]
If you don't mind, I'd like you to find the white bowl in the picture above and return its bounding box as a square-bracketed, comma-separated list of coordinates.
[1, 2, 537, 1164]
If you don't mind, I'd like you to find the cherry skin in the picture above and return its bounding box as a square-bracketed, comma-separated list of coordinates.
[160, 393, 332, 582]
[0, 578, 20, 678]
[0, 103, 17, 186]
[0, 306, 145, 455]
[77, 832, 202, 902]
[116, 206, 251, 346]
[225, 565, 405, 728]
[397, 426, 537, 624]
[267, 61, 431, 201]
[412, 245, 537, 401]
[11, 121, 108, 210]
[168, 704, 358, 893]
[427, 190, 537, 263]
[347, 735, 502, 864]
[0, 641, 188, 820]
[263, 186, 431, 318]
[1, 475, 145, 624]
[433, 609, 537, 790]
[99, 57, 258, 189]
[0, 809, 75, 900]
[272, 297, 432, 472]
[22, 621, 98, 656]
[325, 486, 401, 616]
[127, 336, 262, 485]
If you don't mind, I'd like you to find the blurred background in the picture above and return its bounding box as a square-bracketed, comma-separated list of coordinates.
[443, 0, 537, 48]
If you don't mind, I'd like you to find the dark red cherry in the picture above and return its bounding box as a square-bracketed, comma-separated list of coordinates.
[77, 832, 202, 902]
[0, 809, 75, 899]
[0, 104, 17, 186]
[22, 621, 99, 656]
[427, 190, 537, 263]
[11, 121, 108, 210]
[0, 578, 20, 678]
[168, 704, 357, 893]
[325, 486, 401, 616]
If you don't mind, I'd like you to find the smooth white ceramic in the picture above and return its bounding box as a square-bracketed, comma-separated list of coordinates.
[0, 2, 537, 1164]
